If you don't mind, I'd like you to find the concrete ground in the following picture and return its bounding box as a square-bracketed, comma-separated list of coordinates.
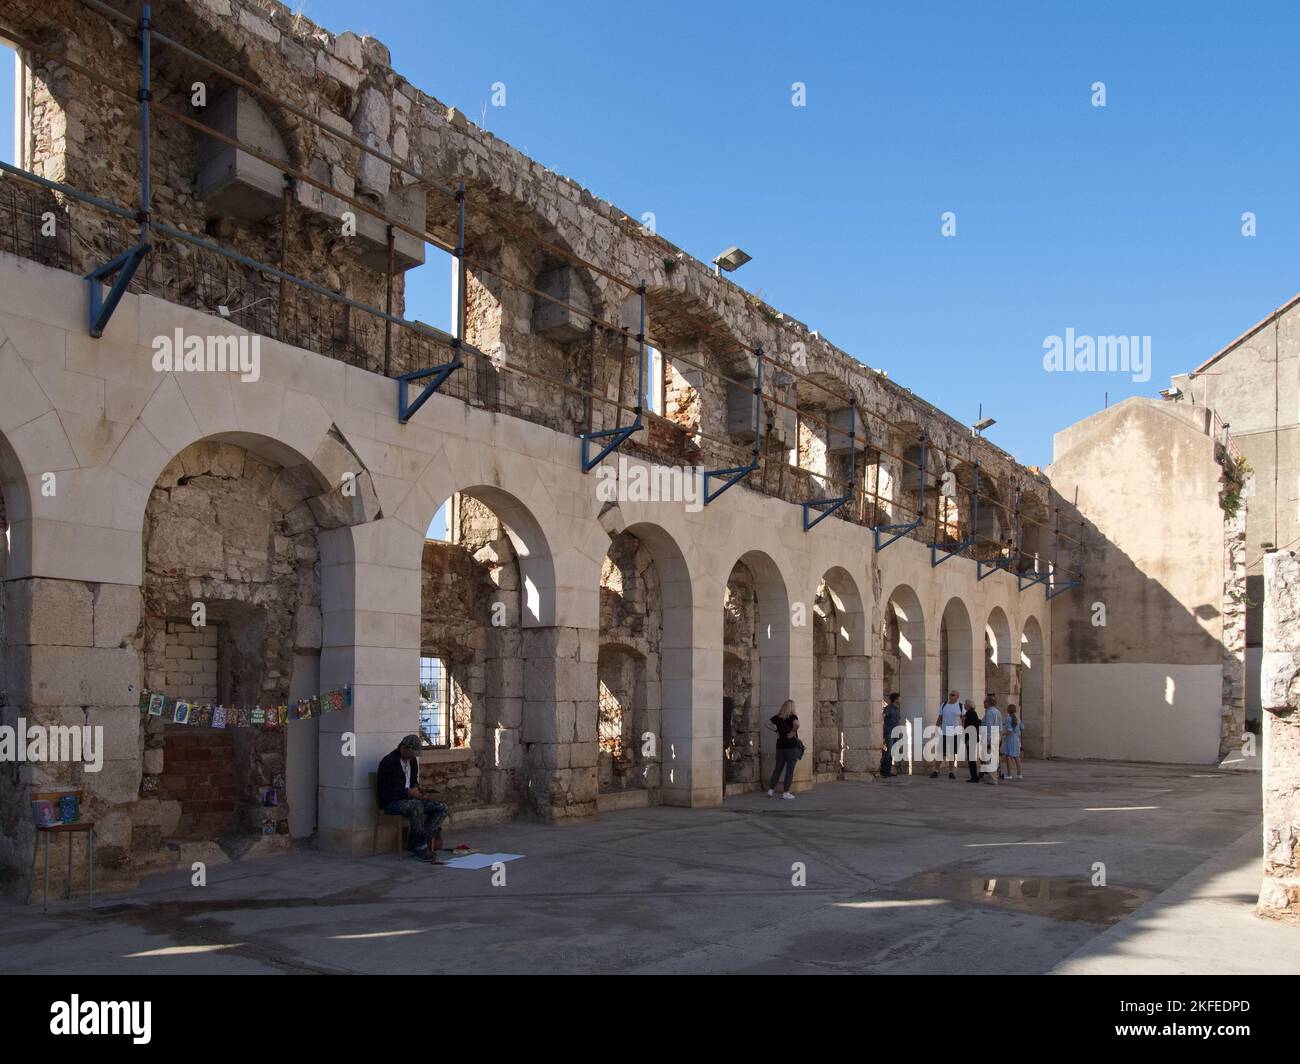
[2, 760, 1297, 975]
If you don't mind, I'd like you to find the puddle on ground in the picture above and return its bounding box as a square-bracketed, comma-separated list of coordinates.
[898, 870, 1153, 925]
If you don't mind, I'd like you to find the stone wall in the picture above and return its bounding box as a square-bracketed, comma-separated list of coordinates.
[140, 440, 322, 841]
[0, 0, 1053, 541]
[1259, 550, 1300, 924]
[418, 495, 524, 809]
[724, 561, 760, 786]
[597, 531, 663, 795]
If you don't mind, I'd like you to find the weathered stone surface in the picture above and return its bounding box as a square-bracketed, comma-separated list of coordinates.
[1259, 551, 1300, 925]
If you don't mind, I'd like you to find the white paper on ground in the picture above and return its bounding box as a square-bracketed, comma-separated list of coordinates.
[442, 852, 525, 869]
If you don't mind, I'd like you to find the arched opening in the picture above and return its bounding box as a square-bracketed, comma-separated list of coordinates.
[1016, 491, 1052, 577]
[140, 437, 345, 846]
[985, 606, 1014, 711]
[722, 551, 790, 793]
[419, 487, 554, 812]
[883, 584, 927, 766]
[1019, 616, 1046, 758]
[812, 566, 868, 778]
[597, 530, 664, 799]
[893, 425, 932, 540]
[940, 598, 974, 706]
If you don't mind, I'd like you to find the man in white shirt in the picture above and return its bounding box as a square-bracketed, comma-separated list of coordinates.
[929, 690, 964, 779]
[981, 695, 1003, 785]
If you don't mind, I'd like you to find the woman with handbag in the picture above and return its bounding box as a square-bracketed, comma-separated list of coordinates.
[765, 699, 802, 800]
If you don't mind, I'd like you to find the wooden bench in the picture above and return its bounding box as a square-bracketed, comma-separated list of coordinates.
[31, 790, 94, 911]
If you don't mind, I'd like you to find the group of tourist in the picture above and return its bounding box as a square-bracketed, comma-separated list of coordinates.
[882, 689, 1023, 784]
[383, 692, 1023, 849]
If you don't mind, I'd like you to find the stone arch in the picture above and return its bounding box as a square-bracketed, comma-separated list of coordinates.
[940, 597, 975, 707]
[892, 423, 931, 537]
[640, 285, 753, 466]
[137, 428, 368, 858]
[883, 582, 927, 763]
[425, 170, 609, 434]
[985, 605, 1014, 710]
[1019, 614, 1046, 758]
[812, 565, 869, 778]
[723, 548, 790, 793]
[1016, 490, 1053, 577]
[412, 482, 563, 817]
[973, 473, 1012, 562]
[0, 429, 33, 581]
[795, 372, 855, 498]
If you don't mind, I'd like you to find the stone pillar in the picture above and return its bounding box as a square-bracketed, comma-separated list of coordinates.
[1, 577, 140, 899]
[521, 625, 598, 821]
[839, 654, 871, 776]
[316, 519, 422, 856]
[1259, 551, 1300, 924]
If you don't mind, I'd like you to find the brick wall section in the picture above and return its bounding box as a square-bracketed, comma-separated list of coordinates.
[163, 621, 219, 701]
[160, 728, 239, 838]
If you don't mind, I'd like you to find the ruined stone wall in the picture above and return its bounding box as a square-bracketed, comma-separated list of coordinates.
[140, 441, 323, 839]
[1221, 505, 1248, 759]
[0, 0, 1052, 537]
[812, 585, 841, 777]
[416, 495, 527, 810]
[1259, 550, 1300, 924]
[597, 532, 663, 795]
[724, 561, 760, 786]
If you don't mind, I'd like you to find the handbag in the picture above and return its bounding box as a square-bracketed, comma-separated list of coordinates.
[794, 740, 806, 761]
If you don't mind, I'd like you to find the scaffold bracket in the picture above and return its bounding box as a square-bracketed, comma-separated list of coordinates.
[86, 241, 150, 338]
[397, 350, 463, 424]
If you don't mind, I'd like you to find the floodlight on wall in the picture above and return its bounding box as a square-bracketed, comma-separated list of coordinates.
[973, 417, 996, 435]
[712, 246, 752, 274]
[1159, 386, 1183, 400]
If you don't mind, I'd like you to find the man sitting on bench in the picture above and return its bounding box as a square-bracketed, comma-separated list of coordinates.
[377, 735, 449, 863]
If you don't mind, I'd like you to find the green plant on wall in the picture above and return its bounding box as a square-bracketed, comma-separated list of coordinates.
[1221, 455, 1252, 519]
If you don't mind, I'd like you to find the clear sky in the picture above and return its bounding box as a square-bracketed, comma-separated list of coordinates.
[4, 0, 1298, 467]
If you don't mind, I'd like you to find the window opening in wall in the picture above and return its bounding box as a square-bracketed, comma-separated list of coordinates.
[426, 495, 456, 543]
[597, 678, 624, 761]
[2, 40, 19, 167]
[645, 345, 664, 415]
[402, 241, 456, 337]
[419, 655, 451, 748]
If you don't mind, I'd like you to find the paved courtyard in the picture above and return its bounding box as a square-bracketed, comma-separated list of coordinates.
[2, 760, 1296, 975]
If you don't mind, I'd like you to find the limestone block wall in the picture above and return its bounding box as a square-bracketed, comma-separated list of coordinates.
[1259, 550, 1300, 924]
[597, 532, 663, 795]
[0, 0, 1055, 546]
[0, 84, 1053, 898]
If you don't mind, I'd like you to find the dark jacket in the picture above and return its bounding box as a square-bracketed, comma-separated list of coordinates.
[377, 748, 418, 808]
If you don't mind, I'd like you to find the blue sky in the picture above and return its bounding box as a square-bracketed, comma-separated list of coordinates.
[4, 0, 1298, 467]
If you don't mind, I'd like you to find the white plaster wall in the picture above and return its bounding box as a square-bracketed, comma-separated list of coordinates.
[1051, 662, 1223, 764]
